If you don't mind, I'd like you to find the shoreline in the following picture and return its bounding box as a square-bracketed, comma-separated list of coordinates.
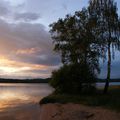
[0, 102, 119, 120]
[0, 103, 41, 120]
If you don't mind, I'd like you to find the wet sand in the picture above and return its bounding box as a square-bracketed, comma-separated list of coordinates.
[0, 103, 41, 120]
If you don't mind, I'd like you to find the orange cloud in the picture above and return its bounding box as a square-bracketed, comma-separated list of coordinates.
[0, 55, 48, 75]
[16, 47, 41, 55]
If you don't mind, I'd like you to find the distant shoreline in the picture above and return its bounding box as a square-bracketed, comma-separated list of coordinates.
[0, 78, 50, 83]
[0, 78, 120, 83]
[97, 79, 120, 83]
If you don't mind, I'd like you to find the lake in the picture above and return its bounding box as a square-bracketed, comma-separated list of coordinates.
[96, 82, 120, 88]
[0, 83, 53, 120]
[0, 82, 119, 120]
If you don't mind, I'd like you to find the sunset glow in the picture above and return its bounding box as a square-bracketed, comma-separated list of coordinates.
[16, 48, 41, 55]
[0, 90, 30, 111]
[0, 0, 119, 79]
[0, 55, 51, 78]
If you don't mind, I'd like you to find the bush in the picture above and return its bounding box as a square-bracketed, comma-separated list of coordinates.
[50, 63, 97, 94]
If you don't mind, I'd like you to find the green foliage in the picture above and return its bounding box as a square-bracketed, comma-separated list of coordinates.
[50, 64, 96, 94]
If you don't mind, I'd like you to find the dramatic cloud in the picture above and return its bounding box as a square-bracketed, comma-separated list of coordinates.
[14, 12, 40, 22]
[0, 1, 9, 16]
[0, 55, 54, 78]
[0, 13, 60, 78]
[0, 0, 119, 78]
[0, 0, 40, 22]
[9, 22, 61, 67]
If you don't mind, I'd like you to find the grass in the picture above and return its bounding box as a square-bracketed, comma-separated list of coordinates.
[40, 86, 120, 112]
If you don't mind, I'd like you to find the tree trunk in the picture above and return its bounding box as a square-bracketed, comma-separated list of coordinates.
[104, 42, 111, 94]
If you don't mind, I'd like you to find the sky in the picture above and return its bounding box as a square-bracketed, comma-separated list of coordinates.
[0, 0, 120, 79]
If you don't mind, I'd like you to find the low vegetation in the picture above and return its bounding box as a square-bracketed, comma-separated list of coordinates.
[50, 64, 96, 94]
[40, 86, 120, 112]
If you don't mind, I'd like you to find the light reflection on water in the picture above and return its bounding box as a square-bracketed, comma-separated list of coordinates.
[0, 83, 53, 112]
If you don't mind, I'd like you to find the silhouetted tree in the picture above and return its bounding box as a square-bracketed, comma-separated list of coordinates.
[50, 63, 96, 93]
[88, 0, 120, 93]
[50, 8, 100, 72]
[50, 8, 100, 93]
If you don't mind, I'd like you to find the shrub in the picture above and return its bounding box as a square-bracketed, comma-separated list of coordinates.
[50, 63, 97, 94]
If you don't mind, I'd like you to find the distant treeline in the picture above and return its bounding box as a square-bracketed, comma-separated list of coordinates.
[0, 78, 119, 83]
[0, 78, 51, 83]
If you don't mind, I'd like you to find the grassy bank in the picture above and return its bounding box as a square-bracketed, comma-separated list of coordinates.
[40, 86, 120, 112]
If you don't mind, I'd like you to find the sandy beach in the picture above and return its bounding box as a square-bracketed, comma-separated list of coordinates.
[0, 103, 120, 120]
[40, 103, 120, 120]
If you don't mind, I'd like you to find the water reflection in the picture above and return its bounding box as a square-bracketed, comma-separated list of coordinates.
[0, 91, 29, 100]
[0, 83, 53, 112]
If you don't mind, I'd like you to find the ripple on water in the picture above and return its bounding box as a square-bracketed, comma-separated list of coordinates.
[0, 83, 53, 112]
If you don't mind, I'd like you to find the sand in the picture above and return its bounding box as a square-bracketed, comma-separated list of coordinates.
[40, 103, 120, 120]
[0, 103, 120, 120]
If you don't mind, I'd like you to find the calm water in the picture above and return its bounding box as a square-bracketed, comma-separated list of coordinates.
[0, 83, 53, 113]
[0, 82, 119, 120]
[96, 82, 120, 88]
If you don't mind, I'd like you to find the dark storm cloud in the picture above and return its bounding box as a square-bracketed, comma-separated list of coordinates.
[14, 12, 40, 22]
[15, 53, 61, 66]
